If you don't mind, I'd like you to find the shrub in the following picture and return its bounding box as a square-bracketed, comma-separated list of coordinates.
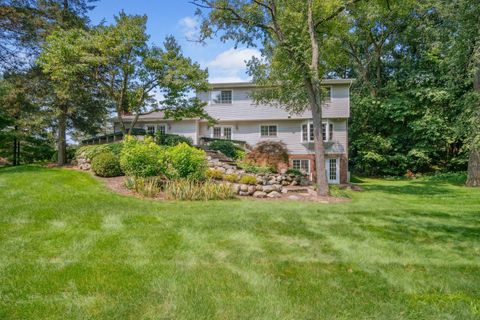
[76, 143, 123, 161]
[164, 179, 235, 201]
[246, 141, 289, 171]
[166, 143, 207, 181]
[209, 140, 237, 159]
[206, 168, 224, 180]
[124, 176, 162, 198]
[239, 175, 257, 185]
[120, 136, 166, 177]
[156, 133, 193, 146]
[223, 173, 238, 183]
[234, 149, 247, 160]
[286, 168, 302, 176]
[236, 160, 273, 174]
[91, 152, 123, 177]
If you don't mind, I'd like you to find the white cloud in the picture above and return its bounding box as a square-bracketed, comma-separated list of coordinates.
[206, 48, 262, 83]
[178, 16, 200, 40]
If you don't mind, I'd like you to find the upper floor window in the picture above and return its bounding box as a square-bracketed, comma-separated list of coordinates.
[260, 125, 277, 137]
[323, 86, 332, 102]
[212, 90, 232, 104]
[301, 121, 333, 142]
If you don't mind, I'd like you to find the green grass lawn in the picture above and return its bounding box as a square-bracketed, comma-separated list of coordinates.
[0, 166, 479, 319]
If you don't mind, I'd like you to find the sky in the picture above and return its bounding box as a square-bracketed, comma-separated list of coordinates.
[88, 0, 261, 83]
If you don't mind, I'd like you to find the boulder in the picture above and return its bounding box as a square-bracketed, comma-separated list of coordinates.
[247, 185, 256, 195]
[231, 184, 240, 194]
[240, 184, 249, 192]
[239, 191, 250, 196]
[255, 185, 264, 191]
[272, 184, 282, 191]
[288, 195, 301, 200]
[262, 185, 274, 193]
[253, 191, 267, 198]
[267, 191, 282, 198]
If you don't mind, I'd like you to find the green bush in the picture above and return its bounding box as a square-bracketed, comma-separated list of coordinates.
[76, 143, 123, 161]
[236, 160, 273, 174]
[166, 143, 207, 181]
[223, 173, 238, 183]
[91, 152, 123, 177]
[239, 175, 257, 185]
[156, 133, 193, 146]
[286, 168, 302, 176]
[120, 136, 166, 177]
[209, 140, 237, 159]
[206, 168, 224, 180]
[164, 179, 235, 201]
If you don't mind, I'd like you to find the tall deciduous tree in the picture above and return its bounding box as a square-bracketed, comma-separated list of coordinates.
[38, 28, 107, 165]
[193, 0, 363, 196]
[91, 13, 210, 133]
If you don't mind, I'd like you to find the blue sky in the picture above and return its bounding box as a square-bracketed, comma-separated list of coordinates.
[88, 0, 261, 83]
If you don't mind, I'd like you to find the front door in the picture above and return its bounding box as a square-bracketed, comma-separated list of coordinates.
[326, 158, 339, 184]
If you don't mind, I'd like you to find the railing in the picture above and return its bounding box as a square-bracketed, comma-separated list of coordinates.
[81, 128, 146, 145]
[199, 136, 248, 149]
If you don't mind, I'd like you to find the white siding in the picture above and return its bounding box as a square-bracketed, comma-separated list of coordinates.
[199, 85, 350, 121]
[199, 119, 347, 155]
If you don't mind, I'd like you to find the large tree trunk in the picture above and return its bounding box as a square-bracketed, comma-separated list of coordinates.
[466, 68, 480, 187]
[57, 109, 67, 166]
[307, 0, 329, 196]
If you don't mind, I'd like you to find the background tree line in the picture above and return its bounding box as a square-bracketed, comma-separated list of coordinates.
[1, 0, 479, 187]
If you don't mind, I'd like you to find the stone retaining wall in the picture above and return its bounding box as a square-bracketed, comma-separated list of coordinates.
[207, 154, 310, 198]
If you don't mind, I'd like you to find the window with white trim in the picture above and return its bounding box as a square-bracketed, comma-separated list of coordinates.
[157, 124, 166, 135]
[212, 90, 232, 104]
[146, 125, 155, 135]
[292, 159, 310, 173]
[212, 126, 233, 140]
[301, 121, 332, 142]
[260, 125, 277, 137]
[323, 86, 332, 102]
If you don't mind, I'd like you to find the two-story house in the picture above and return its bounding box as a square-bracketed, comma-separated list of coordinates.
[119, 79, 353, 184]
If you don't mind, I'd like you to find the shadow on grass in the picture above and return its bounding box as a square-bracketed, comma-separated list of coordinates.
[363, 180, 461, 196]
[0, 164, 49, 174]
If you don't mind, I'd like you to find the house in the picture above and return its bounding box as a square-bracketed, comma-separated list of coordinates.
[117, 79, 353, 184]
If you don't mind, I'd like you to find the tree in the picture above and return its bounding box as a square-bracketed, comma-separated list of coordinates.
[38, 28, 107, 165]
[90, 13, 210, 133]
[193, 0, 364, 196]
[0, 69, 56, 165]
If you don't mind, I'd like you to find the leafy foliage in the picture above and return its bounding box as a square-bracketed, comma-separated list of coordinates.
[155, 133, 193, 147]
[120, 136, 166, 178]
[238, 175, 257, 185]
[208, 140, 237, 159]
[245, 141, 289, 172]
[166, 143, 207, 181]
[91, 152, 123, 177]
[206, 168, 224, 180]
[222, 173, 239, 183]
[76, 143, 123, 161]
[163, 179, 235, 201]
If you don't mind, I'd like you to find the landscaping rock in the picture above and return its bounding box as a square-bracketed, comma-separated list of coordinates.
[288, 195, 301, 200]
[239, 191, 250, 196]
[240, 184, 249, 192]
[253, 191, 267, 198]
[247, 185, 256, 195]
[267, 191, 282, 198]
[262, 185, 274, 193]
[272, 184, 282, 192]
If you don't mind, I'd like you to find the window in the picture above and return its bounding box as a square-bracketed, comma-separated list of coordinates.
[223, 127, 232, 140]
[260, 125, 277, 137]
[158, 124, 166, 135]
[323, 86, 332, 101]
[212, 90, 232, 104]
[292, 159, 310, 173]
[146, 125, 155, 135]
[213, 127, 222, 139]
[212, 126, 233, 140]
[302, 121, 332, 142]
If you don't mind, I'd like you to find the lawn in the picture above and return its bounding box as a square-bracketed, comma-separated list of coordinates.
[0, 166, 479, 319]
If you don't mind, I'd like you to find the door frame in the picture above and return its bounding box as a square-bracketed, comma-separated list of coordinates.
[326, 158, 340, 184]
